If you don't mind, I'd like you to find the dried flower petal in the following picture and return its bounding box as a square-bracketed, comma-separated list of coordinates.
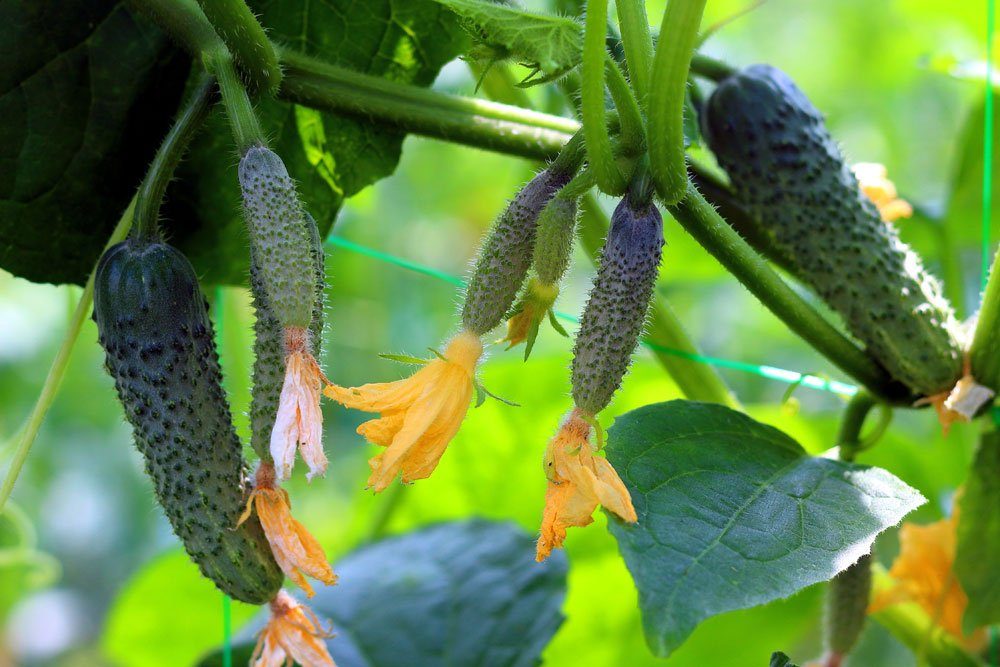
[271, 327, 327, 481]
[252, 590, 335, 667]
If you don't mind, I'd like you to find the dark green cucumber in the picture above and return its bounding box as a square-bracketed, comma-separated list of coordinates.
[572, 194, 664, 414]
[461, 168, 573, 336]
[249, 214, 326, 461]
[703, 65, 962, 396]
[239, 145, 316, 329]
[825, 554, 872, 657]
[93, 237, 282, 604]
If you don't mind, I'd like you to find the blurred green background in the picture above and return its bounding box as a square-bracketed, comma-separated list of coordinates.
[0, 0, 994, 664]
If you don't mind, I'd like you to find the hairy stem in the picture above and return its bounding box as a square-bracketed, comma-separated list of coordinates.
[971, 246, 1000, 389]
[648, 0, 706, 204]
[278, 49, 579, 160]
[615, 0, 654, 106]
[195, 0, 280, 95]
[0, 202, 136, 511]
[133, 74, 216, 241]
[669, 184, 904, 401]
[605, 55, 645, 154]
[127, 0, 223, 60]
[208, 48, 266, 152]
[689, 53, 737, 82]
[582, 0, 626, 194]
[579, 194, 740, 408]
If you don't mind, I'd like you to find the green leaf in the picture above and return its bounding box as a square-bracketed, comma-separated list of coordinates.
[378, 352, 431, 366]
[956, 430, 1000, 629]
[166, 0, 467, 284]
[431, 0, 583, 86]
[604, 400, 926, 658]
[769, 651, 798, 667]
[0, 1, 188, 285]
[102, 549, 259, 667]
[199, 519, 568, 667]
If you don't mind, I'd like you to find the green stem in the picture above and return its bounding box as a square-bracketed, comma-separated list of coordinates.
[195, 0, 280, 95]
[669, 184, 903, 401]
[363, 482, 406, 544]
[549, 130, 587, 177]
[837, 392, 877, 462]
[579, 194, 740, 408]
[582, 0, 626, 194]
[604, 55, 645, 154]
[0, 202, 136, 511]
[648, 0, 707, 204]
[615, 0, 654, 106]
[127, 0, 223, 61]
[278, 49, 579, 161]
[971, 246, 1000, 390]
[207, 49, 266, 152]
[689, 53, 737, 82]
[133, 74, 216, 241]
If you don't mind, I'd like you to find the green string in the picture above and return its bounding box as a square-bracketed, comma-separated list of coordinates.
[324, 235, 858, 396]
[222, 594, 232, 667]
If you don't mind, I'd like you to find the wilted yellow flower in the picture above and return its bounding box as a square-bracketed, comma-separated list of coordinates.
[917, 362, 994, 436]
[272, 327, 328, 481]
[853, 162, 913, 222]
[869, 514, 983, 648]
[239, 462, 336, 598]
[501, 279, 559, 350]
[324, 330, 483, 492]
[252, 590, 335, 667]
[536, 410, 637, 561]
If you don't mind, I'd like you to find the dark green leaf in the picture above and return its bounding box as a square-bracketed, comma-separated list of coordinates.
[956, 430, 1000, 629]
[199, 519, 568, 667]
[166, 0, 467, 284]
[0, 1, 188, 284]
[769, 651, 798, 667]
[605, 400, 925, 657]
[431, 0, 582, 86]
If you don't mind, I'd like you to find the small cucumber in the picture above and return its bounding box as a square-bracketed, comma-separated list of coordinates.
[239, 145, 316, 330]
[825, 554, 872, 658]
[93, 237, 283, 604]
[572, 195, 664, 414]
[462, 168, 572, 336]
[703, 65, 962, 396]
[249, 214, 326, 461]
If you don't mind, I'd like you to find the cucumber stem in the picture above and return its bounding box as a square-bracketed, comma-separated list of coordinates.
[582, 0, 626, 194]
[648, 0, 706, 204]
[689, 53, 737, 82]
[209, 49, 267, 152]
[615, 0, 654, 107]
[971, 246, 1000, 389]
[133, 75, 216, 241]
[605, 55, 645, 155]
[0, 201, 136, 511]
[127, 0, 224, 60]
[195, 0, 280, 95]
[668, 184, 904, 401]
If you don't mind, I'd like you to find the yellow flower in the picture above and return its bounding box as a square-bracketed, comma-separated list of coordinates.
[324, 330, 483, 492]
[536, 410, 637, 561]
[869, 514, 983, 648]
[852, 162, 913, 222]
[239, 462, 336, 598]
[252, 590, 335, 667]
[916, 360, 994, 436]
[272, 327, 328, 481]
[501, 279, 560, 351]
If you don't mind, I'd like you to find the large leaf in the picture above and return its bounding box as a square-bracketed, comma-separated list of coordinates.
[199, 519, 568, 666]
[956, 430, 1000, 629]
[605, 400, 925, 657]
[0, 1, 188, 285]
[166, 0, 468, 284]
[431, 0, 583, 86]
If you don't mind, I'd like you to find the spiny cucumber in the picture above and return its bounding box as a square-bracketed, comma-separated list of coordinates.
[703, 65, 962, 396]
[532, 193, 579, 287]
[572, 195, 664, 414]
[249, 214, 326, 461]
[825, 554, 872, 659]
[461, 168, 573, 336]
[93, 237, 283, 604]
[239, 145, 316, 330]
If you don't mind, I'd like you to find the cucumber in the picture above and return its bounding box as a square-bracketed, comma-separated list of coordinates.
[572, 194, 664, 415]
[703, 65, 962, 396]
[239, 146, 316, 330]
[93, 237, 283, 604]
[249, 214, 326, 462]
[461, 167, 573, 336]
[825, 554, 872, 658]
